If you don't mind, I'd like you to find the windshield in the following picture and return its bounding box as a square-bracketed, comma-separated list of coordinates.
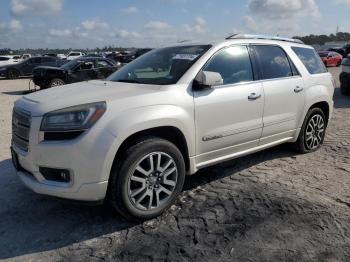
[318, 52, 328, 57]
[107, 45, 211, 85]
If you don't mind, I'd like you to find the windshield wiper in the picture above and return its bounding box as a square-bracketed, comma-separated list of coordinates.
[117, 79, 140, 83]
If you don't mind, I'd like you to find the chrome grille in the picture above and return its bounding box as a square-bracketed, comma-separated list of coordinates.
[12, 108, 31, 152]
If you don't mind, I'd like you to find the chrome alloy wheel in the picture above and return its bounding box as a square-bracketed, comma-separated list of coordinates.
[127, 152, 178, 210]
[305, 114, 325, 150]
[51, 79, 64, 87]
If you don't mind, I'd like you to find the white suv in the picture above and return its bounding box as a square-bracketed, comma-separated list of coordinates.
[66, 51, 85, 60]
[11, 35, 334, 220]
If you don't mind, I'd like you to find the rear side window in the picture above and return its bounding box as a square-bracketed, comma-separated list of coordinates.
[42, 57, 56, 63]
[253, 45, 293, 80]
[0, 57, 10, 61]
[292, 47, 327, 74]
[203, 45, 254, 85]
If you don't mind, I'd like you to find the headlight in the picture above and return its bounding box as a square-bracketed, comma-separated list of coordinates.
[40, 102, 106, 131]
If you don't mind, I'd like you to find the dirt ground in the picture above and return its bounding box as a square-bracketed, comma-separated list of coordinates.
[0, 69, 349, 262]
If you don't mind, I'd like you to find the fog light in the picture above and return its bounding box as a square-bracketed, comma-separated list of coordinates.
[39, 167, 71, 183]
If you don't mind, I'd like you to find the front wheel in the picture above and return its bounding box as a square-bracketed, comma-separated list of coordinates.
[293, 108, 326, 153]
[7, 69, 20, 79]
[50, 78, 65, 88]
[108, 138, 186, 220]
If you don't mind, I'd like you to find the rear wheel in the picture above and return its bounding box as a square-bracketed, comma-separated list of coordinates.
[293, 108, 326, 153]
[50, 78, 65, 88]
[108, 138, 186, 220]
[7, 69, 20, 79]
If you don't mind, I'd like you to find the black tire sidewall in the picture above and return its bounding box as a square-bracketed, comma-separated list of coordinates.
[110, 138, 186, 220]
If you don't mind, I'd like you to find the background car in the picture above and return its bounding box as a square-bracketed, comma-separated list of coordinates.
[340, 55, 350, 95]
[32, 57, 120, 89]
[318, 51, 343, 67]
[66, 51, 85, 60]
[0, 56, 66, 79]
[0, 56, 18, 66]
[123, 48, 153, 63]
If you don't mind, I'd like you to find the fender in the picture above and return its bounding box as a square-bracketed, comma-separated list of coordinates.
[294, 84, 333, 141]
[99, 104, 195, 181]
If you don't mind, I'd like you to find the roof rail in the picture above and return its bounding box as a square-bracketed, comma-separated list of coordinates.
[225, 34, 304, 44]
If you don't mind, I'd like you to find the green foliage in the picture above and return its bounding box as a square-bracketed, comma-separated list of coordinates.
[293, 32, 350, 45]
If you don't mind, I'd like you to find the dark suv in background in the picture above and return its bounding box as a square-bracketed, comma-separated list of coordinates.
[0, 56, 66, 79]
[32, 57, 120, 89]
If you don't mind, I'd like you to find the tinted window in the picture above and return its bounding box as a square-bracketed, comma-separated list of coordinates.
[96, 60, 111, 68]
[69, 53, 80, 56]
[29, 58, 41, 64]
[203, 45, 253, 85]
[254, 45, 293, 79]
[76, 61, 94, 70]
[0, 57, 10, 61]
[42, 57, 56, 63]
[292, 47, 327, 74]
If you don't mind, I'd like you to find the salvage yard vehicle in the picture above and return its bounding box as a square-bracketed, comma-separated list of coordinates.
[123, 48, 153, 63]
[32, 57, 119, 89]
[318, 51, 343, 67]
[11, 34, 334, 220]
[0, 56, 18, 66]
[340, 55, 350, 95]
[0, 56, 66, 79]
[66, 51, 85, 60]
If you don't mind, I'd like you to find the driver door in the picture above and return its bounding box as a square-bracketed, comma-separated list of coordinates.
[68, 61, 96, 83]
[193, 45, 264, 166]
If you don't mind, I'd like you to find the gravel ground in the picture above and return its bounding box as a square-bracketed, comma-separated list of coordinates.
[0, 69, 349, 262]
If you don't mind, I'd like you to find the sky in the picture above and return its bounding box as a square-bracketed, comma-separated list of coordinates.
[0, 0, 350, 49]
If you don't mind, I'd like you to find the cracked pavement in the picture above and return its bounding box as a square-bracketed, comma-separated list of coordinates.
[0, 69, 349, 261]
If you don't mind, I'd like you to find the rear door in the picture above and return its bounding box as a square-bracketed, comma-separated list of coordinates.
[22, 57, 41, 75]
[252, 45, 305, 145]
[69, 60, 96, 83]
[41, 57, 59, 67]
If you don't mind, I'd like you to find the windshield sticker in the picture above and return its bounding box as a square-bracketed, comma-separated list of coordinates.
[172, 54, 199, 60]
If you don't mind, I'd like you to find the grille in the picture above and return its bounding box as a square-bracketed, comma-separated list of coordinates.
[12, 107, 31, 152]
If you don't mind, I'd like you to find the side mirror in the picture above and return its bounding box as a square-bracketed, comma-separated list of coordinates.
[194, 71, 223, 88]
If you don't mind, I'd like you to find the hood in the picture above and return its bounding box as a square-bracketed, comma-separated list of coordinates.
[15, 80, 166, 116]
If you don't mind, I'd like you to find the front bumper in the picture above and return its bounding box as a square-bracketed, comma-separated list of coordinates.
[11, 115, 117, 201]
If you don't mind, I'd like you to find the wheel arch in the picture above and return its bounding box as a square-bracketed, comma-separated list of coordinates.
[112, 126, 191, 173]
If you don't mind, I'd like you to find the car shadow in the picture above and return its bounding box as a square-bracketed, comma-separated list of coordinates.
[2, 90, 35, 96]
[0, 143, 298, 259]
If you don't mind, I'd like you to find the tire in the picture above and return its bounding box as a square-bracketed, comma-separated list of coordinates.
[108, 138, 186, 220]
[293, 108, 326, 154]
[7, 69, 20, 79]
[50, 78, 65, 88]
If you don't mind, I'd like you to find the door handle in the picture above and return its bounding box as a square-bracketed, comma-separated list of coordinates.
[294, 86, 304, 93]
[248, 93, 261, 100]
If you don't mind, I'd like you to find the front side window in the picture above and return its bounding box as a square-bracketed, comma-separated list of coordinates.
[254, 45, 293, 80]
[292, 47, 327, 75]
[202, 45, 254, 85]
[76, 61, 94, 70]
[96, 60, 111, 68]
[107, 45, 211, 85]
